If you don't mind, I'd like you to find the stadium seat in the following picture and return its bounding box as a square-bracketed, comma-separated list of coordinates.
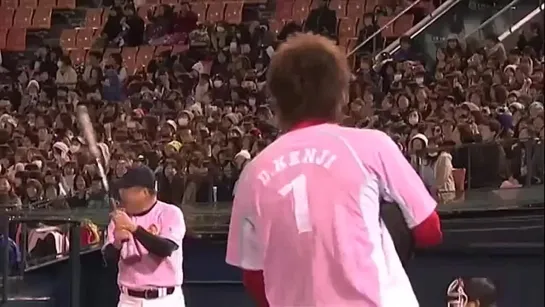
[19, 0, 38, 7]
[121, 47, 138, 67]
[364, 0, 379, 13]
[346, 0, 364, 19]
[268, 19, 283, 37]
[0, 29, 7, 49]
[135, 45, 154, 70]
[337, 17, 358, 48]
[191, 2, 207, 24]
[69, 49, 87, 66]
[0, 8, 15, 29]
[39, 0, 56, 8]
[137, 5, 154, 24]
[275, 0, 293, 21]
[337, 17, 357, 38]
[103, 48, 121, 60]
[171, 44, 189, 54]
[377, 16, 395, 40]
[101, 8, 110, 25]
[5, 28, 26, 51]
[56, 0, 75, 9]
[224, 2, 243, 24]
[122, 47, 138, 75]
[206, 2, 224, 23]
[154, 45, 171, 55]
[393, 14, 414, 36]
[161, 0, 178, 5]
[292, 0, 311, 24]
[13, 8, 34, 29]
[59, 29, 77, 50]
[1, 0, 19, 9]
[31, 7, 52, 29]
[84, 8, 104, 30]
[76, 28, 95, 49]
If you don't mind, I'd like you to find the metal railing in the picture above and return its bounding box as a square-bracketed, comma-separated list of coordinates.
[1, 215, 82, 307]
[346, 0, 424, 57]
[499, 2, 545, 41]
[463, 0, 521, 40]
[378, 0, 464, 59]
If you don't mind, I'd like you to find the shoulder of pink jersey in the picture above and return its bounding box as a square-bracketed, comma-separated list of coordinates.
[156, 200, 185, 217]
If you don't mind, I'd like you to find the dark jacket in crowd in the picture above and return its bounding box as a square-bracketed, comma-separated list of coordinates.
[305, 5, 337, 38]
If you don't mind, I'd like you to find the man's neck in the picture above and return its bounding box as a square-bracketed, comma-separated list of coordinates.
[129, 197, 157, 216]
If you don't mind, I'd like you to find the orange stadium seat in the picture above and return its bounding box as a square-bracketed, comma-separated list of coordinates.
[137, 5, 154, 24]
[154, 45, 172, 55]
[76, 28, 95, 49]
[102, 8, 110, 25]
[171, 44, 189, 54]
[377, 16, 395, 39]
[39, 0, 56, 8]
[122, 47, 138, 75]
[56, 0, 75, 9]
[161, 0, 178, 5]
[206, 2, 224, 23]
[224, 2, 243, 24]
[393, 14, 414, 36]
[31, 7, 52, 29]
[19, 0, 38, 7]
[69, 49, 87, 66]
[1, 0, 19, 9]
[0, 8, 15, 29]
[103, 47, 121, 59]
[364, 0, 379, 13]
[5, 28, 26, 51]
[122, 47, 137, 66]
[346, 0, 364, 19]
[0, 29, 7, 49]
[268, 19, 283, 37]
[13, 8, 34, 28]
[337, 17, 357, 47]
[85, 8, 104, 29]
[275, 0, 293, 21]
[135, 45, 155, 70]
[292, 0, 311, 24]
[59, 29, 77, 50]
[191, 2, 207, 24]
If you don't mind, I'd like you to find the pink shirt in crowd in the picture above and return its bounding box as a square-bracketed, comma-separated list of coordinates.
[226, 124, 437, 307]
[105, 201, 186, 289]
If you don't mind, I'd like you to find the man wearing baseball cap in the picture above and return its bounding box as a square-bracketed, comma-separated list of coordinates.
[102, 165, 186, 307]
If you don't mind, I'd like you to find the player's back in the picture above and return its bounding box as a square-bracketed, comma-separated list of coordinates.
[238, 124, 418, 307]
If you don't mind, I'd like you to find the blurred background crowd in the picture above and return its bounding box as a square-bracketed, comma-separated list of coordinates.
[0, 0, 542, 268]
[0, 0, 543, 215]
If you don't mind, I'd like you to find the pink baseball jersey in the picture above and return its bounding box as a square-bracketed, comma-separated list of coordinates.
[226, 123, 437, 307]
[105, 201, 186, 289]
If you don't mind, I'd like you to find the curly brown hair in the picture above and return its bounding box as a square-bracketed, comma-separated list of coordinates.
[267, 33, 350, 129]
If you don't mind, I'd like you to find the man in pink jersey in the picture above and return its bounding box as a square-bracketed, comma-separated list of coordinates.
[102, 165, 186, 307]
[226, 33, 443, 307]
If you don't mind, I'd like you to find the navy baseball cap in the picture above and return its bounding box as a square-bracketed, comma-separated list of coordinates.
[118, 165, 156, 191]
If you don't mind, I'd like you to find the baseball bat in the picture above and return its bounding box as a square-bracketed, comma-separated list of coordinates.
[76, 105, 115, 211]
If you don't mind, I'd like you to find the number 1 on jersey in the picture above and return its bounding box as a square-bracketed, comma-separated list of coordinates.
[278, 174, 312, 233]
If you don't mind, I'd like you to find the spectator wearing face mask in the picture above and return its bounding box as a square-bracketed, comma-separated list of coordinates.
[156, 159, 185, 205]
[0, 176, 22, 210]
[55, 56, 77, 89]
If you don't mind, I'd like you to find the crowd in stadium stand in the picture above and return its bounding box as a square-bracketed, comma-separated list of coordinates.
[0, 0, 543, 218]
